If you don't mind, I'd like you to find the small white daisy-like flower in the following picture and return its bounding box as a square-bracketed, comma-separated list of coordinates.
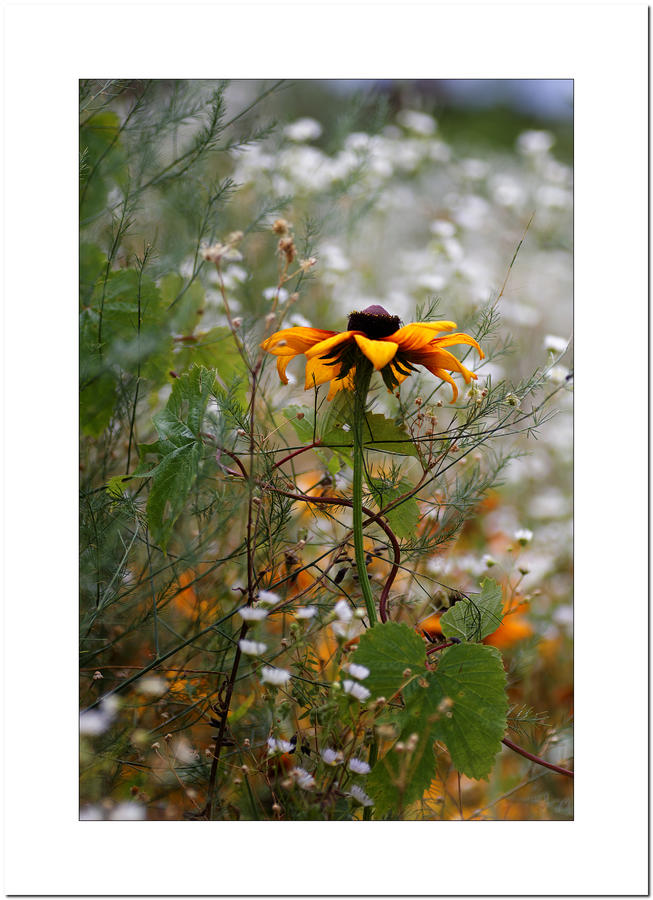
[348, 758, 371, 775]
[292, 767, 315, 789]
[341, 423, 351, 432]
[321, 748, 344, 766]
[342, 680, 371, 702]
[295, 606, 317, 619]
[346, 663, 370, 681]
[515, 528, 533, 546]
[109, 802, 146, 821]
[334, 599, 353, 622]
[238, 607, 268, 622]
[139, 676, 168, 697]
[349, 784, 374, 807]
[267, 736, 294, 754]
[544, 334, 568, 355]
[482, 554, 496, 568]
[332, 620, 358, 640]
[257, 590, 280, 606]
[517, 130, 555, 155]
[239, 639, 267, 656]
[260, 666, 291, 687]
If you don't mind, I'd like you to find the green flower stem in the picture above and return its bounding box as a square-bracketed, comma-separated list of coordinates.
[352, 361, 377, 626]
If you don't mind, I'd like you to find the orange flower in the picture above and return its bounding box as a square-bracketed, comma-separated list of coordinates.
[261, 304, 484, 400]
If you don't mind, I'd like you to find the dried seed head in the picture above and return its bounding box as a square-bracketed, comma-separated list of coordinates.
[272, 218, 290, 235]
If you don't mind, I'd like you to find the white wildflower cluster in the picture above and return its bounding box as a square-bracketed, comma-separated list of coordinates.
[260, 666, 291, 687]
[238, 606, 268, 622]
[331, 598, 358, 640]
[342, 679, 371, 702]
[321, 748, 344, 766]
[349, 784, 374, 807]
[239, 639, 267, 656]
[267, 736, 294, 754]
[294, 605, 317, 620]
[80, 695, 119, 736]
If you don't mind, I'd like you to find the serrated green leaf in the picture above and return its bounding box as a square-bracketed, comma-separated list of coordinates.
[352, 622, 426, 699]
[146, 442, 201, 549]
[427, 642, 508, 780]
[130, 366, 217, 549]
[173, 326, 248, 403]
[367, 725, 436, 818]
[440, 578, 504, 642]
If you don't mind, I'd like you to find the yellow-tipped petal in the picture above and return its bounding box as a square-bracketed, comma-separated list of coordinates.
[261, 326, 335, 355]
[434, 332, 485, 359]
[354, 334, 398, 370]
[305, 330, 360, 360]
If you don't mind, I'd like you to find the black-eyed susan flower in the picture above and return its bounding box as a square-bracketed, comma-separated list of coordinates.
[261, 304, 484, 401]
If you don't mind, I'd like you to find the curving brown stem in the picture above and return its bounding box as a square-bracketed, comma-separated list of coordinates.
[264, 487, 400, 624]
[501, 736, 573, 778]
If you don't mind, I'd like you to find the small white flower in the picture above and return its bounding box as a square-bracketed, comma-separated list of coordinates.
[517, 130, 554, 155]
[109, 802, 146, 821]
[547, 365, 570, 385]
[239, 639, 267, 656]
[348, 758, 371, 775]
[396, 109, 436, 136]
[482, 554, 496, 568]
[238, 607, 268, 621]
[332, 620, 358, 640]
[292, 767, 315, 789]
[342, 680, 371, 702]
[430, 218, 456, 238]
[285, 117, 323, 142]
[257, 590, 280, 606]
[334, 599, 353, 622]
[341, 423, 351, 432]
[544, 334, 568, 355]
[80, 805, 104, 821]
[515, 528, 533, 546]
[139, 676, 168, 697]
[321, 748, 344, 766]
[346, 663, 370, 681]
[263, 286, 289, 302]
[349, 784, 374, 807]
[260, 666, 291, 687]
[267, 736, 293, 754]
[295, 606, 317, 619]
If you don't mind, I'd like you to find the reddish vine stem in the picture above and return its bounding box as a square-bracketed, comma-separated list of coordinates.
[264, 487, 400, 624]
[501, 736, 573, 778]
[426, 639, 459, 655]
[271, 440, 322, 471]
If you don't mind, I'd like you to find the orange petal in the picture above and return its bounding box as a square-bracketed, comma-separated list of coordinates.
[276, 355, 292, 384]
[305, 330, 361, 361]
[261, 326, 335, 355]
[354, 334, 398, 370]
[388, 323, 453, 352]
[304, 356, 340, 390]
[412, 347, 476, 382]
[429, 367, 458, 401]
[409, 320, 457, 333]
[327, 368, 356, 400]
[434, 332, 485, 359]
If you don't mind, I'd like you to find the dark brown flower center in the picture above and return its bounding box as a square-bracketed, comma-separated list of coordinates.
[347, 304, 401, 339]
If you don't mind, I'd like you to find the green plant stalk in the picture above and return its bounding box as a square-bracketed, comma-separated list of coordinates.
[352, 361, 377, 626]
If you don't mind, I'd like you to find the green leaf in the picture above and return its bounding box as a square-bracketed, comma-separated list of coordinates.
[283, 407, 418, 469]
[145, 442, 202, 549]
[368, 477, 420, 541]
[440, 578, 504, 642]
[132, 365, 217, 549]
[352, 622, 426, 699]
[80, 371, 116, 437]
[160, 273, 206, 334]
[173, 326, 248, 403]
[427, 642, 508, 780]
[367, 726, 436, 818]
